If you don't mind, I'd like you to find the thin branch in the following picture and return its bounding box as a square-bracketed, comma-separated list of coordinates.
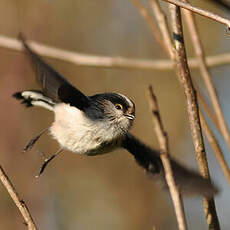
[132, 0, 221, 228]
[148, 86, 187, 230]
[149, 0, 175, 59]
[168, 5, 220, 229]
[200, 111, 230, 186]
[131, 0, 168, 52]
[161, 0, 230, 28]
[1, 34, 230, 71]
[183, 2, 230, 163]
[1, 33, 230, 71]
[197, 91, 220, 132]
[198, 91, 230, 185]
[0, 165, 38, 230]
[203, 53, 230, 67]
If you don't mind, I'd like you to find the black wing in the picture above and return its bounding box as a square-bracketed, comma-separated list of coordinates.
[122, 133, 217, 197]
[19, 35, 90, 110]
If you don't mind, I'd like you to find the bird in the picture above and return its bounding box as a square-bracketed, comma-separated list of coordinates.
[14, 35, 135, 172]
[13, 35, 217, 197]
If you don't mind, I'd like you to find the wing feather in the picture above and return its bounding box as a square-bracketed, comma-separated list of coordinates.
[19, 35, 90, 110]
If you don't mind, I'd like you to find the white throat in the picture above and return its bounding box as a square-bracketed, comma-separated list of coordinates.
[50, 103, 125, 155]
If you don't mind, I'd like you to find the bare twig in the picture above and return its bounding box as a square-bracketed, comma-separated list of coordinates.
[197, 91, 220, 132]
[184, 3, 230, 189]
[131, 0, 168, 52]
[198, 91, 230, 185]
[183, 2, 230, 162]
[161, 0, 230, 28]
[202, 53, 230, 67]
[132, 0, 221, 228]
[148, 86, 187, 230]
[149, 0, 175, 58]
[168, 5, 220, 229]
[1, 34, 230, 71]
[200, 111, 230, 185]
[0, 165, 38, 230]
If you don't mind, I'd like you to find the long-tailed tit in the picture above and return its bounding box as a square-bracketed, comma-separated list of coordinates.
[13, 36, 217, 197]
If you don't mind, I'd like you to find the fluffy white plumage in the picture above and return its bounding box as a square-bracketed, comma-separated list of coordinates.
[50, 103, 128, 155]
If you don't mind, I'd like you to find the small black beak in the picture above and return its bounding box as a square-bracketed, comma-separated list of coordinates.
[125, 114, 135, 120]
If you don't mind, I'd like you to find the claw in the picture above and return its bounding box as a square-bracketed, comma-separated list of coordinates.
[23, 128, 49, 152]
[35, 149, 62, 178]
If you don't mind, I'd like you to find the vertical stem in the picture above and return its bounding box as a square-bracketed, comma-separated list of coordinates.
[197, 91, 220, 132]
[200, 111, 230, 185]
[168, 5, 220, 230]
[149, 0, 175, 59]
[183, 4, 230, 159]
[148, 86, 187, 230]
[131, 0, 168, 52]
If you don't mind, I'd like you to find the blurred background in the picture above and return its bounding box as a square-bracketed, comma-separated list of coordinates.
[0, 0, 230, 229]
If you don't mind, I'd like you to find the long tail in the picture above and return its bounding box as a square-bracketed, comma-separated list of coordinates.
[13, 90, 55, 111]
[122, 133, 218, 197]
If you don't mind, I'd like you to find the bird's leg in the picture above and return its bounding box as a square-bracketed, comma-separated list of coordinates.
[36, 148, 63, 178]
[23, 127, 49, 152]
[37, 150, 47, 159]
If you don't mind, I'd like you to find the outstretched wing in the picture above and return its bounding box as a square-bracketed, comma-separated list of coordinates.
[122, 133, 217, 197]
[19, 35, 90, 110]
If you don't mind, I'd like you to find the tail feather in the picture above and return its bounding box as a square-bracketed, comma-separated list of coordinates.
[13, 90, 55, 111]
[13, 92, 33, 107]
[122, 133, 218, 197]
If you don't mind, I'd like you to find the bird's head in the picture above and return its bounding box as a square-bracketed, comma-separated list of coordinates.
[87, 93, 135, 133]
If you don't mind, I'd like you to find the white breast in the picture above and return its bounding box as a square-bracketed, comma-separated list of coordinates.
[50, 104, 122, 155]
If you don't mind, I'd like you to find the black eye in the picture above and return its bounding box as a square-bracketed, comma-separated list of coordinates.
[115, 104, 123, 110]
